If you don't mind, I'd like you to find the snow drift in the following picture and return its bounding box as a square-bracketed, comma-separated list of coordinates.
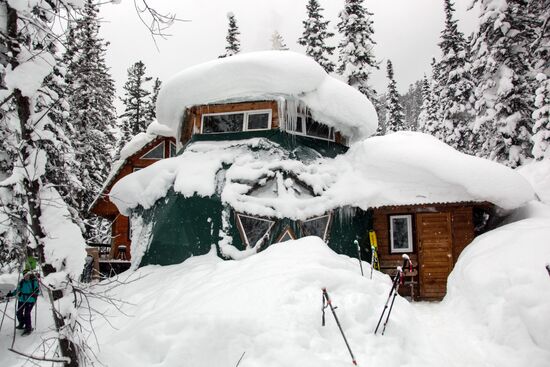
[156, 51, 378, 140]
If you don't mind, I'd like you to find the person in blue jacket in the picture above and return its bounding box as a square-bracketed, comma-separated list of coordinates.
[8, 270, 40, 335]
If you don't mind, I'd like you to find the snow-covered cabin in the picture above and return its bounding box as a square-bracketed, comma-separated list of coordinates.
[109, 51, 534, 300]
[89, 122, 177, 262]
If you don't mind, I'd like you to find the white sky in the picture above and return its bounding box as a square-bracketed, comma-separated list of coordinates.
[99, 0, 480, 111]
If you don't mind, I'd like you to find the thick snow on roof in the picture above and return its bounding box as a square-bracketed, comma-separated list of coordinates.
[110, 132, 534, 218]
[156, 51, 378, 140]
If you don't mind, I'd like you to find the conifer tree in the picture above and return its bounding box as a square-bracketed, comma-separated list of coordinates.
[118, 61, 153, 150]
[385, 60, 406, 132]
[418, 76, 439, 133]
[435, 0, 475, 153]
[148, 77, 162, 121]
[423, 58, 447, 141]
[470, 0, 536, 167]
[271, 31, 289, 50]
[337, 0, 379, 100]
[220, 12, 241, 58]
[298, 0, 335, 73]
[530, 0, 550, 160]
[65, 0, 118, 241]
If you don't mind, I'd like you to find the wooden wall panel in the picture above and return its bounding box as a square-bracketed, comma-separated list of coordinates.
[452, 206, 474, 264]
[417, 212, 453, 300]
[373, 203, 480, 301]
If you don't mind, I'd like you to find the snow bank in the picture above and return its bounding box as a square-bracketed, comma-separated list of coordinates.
[156, 51, 378, 140]
[110, 132, 534, 217]
[93, 237, 418, 367]
[446, 217, 550, 358]
[517, 159, 550, 204]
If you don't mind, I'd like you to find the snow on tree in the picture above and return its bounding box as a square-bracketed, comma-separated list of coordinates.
[401, 80, 423, 130]
[118, 61, 153, 152]
[337, 0, 379, 101]
[271, 30, 289, 50]
[421, 57, 447, 141]
[418, 76, 439, 134]
[219, 12, 241, 58]
[298, 0, 336, 73]
[64, 0, 118, 242]
[530, 0, 550, 160]
[434, 0, 475, 153]
[148, 77, 162, 121]
[0, 1, 88, 363]
[385, 60, 406, 132]
[470, 0, 536, 167]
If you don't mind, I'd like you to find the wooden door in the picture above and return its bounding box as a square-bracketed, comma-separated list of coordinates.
[416, 212, 453, 300]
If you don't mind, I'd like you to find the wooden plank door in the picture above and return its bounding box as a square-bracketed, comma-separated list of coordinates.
[416, 212, 453, 300]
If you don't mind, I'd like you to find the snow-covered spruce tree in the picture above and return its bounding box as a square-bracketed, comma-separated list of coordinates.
[401, 80, 423, 130]
[219, 12, 241, 58]
[470, 0, 536, 167]
[529, 0, 550, 160]
[418, 76, 439, 133]
[147, 77, 162, 121]
[385, 60, 406, 132]
[422, 58, 447, 140]
[65, 0, 117, 242]
[1, 2, 89, 365]
[118, 60, 153, 151]
[434, 0, 475, 153]
[337, 0, 379, 100]
[271, 30, 289, 50]
[298, 0, 335, 73]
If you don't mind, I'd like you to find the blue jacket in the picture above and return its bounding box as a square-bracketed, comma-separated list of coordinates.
[13, 278, 40, 304]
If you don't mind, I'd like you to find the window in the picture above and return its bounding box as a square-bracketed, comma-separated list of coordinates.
[236, 214, 275, 248]
[287, 114, 334, 141]
[169, 142, 177, 157]
[277, 227, 296, 243]
[201, 109, 272, 134]
[140, 142, 165, 159]
[389, 215, 413, 253]
[247, 112, 270, 130]
[301, 213, 331, 241]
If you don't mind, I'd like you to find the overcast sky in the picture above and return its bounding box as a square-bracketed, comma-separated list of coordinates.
[99, 0, 480, 111]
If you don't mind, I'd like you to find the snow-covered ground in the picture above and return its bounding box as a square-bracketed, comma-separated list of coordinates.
[1, 206, 549, 366]
[2, 160, 549, 367]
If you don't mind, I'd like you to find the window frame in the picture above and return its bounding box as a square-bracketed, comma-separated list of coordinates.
[200, 109, 272, 134]
[389, 214, 414, 253]
[301, 212, 332, 241]
[235, 213, 275, 248]
[140, 141, 166, 160]
[287, 113, 335, 142]
[276, 227, 296, 243]
[169, 142, 178, 157]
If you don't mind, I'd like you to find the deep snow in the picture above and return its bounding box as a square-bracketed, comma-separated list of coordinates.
[156, 51, 378, 140]
[1, 205, 550, 366]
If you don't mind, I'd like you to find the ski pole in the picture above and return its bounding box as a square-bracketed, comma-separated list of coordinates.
[354, 240, 364, 277]
[381, 268, 403, 335]
[546, 264, 550, 278]
[374, 256, 409, 335]
[0, 297, 9, 333]
[322, 288, 358, 366]
[370, 245, 375, 279]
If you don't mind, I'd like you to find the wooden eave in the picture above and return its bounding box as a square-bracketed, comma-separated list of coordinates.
[89, 136, 176, 218]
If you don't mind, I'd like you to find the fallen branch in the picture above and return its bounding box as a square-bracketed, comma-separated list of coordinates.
[9, 347, 71, 363]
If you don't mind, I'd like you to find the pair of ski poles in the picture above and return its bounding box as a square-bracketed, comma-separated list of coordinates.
[374, 254, 411, 335]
